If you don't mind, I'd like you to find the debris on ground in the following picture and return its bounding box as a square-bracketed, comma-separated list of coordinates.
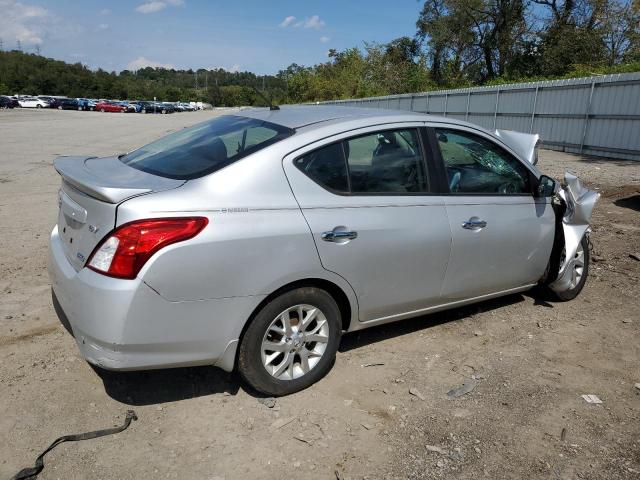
[425, 445, 448, 455]
[409, 387, 425, 401]
[633, 383, 640, 391]
[12, 410, 137, 480]
[561, 427, 567, 441]
[258, 397, 277, 408]
[361, 362, 385, 367]
[581, 394, 603, 404]
[629, 253, 640, 261]
[269, 416, 295, 430]
[447, 378, 479, 399]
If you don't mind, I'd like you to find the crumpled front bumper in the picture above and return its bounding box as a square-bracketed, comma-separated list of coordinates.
[549, 172, 600, 293]
[48, 225, 262, 372]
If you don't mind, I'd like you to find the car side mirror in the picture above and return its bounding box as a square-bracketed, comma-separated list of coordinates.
[537, 175, 556, 197]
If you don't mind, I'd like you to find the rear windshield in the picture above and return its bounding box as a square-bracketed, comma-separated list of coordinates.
[120, 115, 294, 180]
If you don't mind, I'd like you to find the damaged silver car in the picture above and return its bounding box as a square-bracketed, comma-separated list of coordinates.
[48, 106, 598, 395]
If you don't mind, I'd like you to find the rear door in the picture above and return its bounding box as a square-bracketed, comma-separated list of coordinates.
[429, 126, 555, 301]
[283, 124, 452, 323]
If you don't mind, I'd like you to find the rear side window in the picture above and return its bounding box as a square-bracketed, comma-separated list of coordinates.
[294, 128, 429, 194]
[121, 115, 294, 180]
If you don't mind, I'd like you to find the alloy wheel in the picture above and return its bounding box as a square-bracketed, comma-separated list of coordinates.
[261, 304, 329, 381]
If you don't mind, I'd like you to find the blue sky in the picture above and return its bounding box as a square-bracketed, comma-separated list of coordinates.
[0, 0, 424, 74]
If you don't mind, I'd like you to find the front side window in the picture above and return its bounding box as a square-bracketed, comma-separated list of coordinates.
[121, 115, 294, 180]
[436, 129, 531, 195]
[294, 128, 429, 195]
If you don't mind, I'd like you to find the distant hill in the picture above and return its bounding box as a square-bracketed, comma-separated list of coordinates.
[0, 50, 286, 106]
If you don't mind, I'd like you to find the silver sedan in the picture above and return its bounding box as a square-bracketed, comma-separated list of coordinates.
[48, 106, 598, 395]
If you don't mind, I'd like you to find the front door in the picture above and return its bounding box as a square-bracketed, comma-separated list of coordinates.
[283, 125, 452, 322]
[431, 127, 555, 301]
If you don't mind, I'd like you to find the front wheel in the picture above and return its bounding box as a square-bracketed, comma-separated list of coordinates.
[238, 287, 341, 396]
[546, 235, 590, 301]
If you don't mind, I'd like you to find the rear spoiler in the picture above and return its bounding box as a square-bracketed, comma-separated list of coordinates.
[54, 156, 152, 203]
[494, 130, 540, 165]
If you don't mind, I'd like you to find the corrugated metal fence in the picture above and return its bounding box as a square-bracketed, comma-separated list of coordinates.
[322, 72, 640, 161]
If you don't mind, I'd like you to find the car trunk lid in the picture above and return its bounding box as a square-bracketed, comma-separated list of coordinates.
[54, 156, 185, 271]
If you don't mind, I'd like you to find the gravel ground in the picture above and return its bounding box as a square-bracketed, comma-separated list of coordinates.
[0, 108, 638, 479]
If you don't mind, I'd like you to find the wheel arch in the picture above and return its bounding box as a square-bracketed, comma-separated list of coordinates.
[225, 277, 356, 373]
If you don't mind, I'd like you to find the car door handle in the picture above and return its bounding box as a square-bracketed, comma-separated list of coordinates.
[321, 230, 358, 242]
[462, 219, 487, 230]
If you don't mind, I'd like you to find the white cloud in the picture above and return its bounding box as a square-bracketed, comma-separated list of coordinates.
[135, 0, 183, 14]
[98, 23, 109, 30]
[127, 56, 174, 70]
[136, 1, 166, 13]
[100, 8, 110, 15]
[320, 36, 330, 43]
[301, 15, 325, 29]
[281, 15, 325, 29]
[0, 0, 51, 45]
[279, 15, 296, 28]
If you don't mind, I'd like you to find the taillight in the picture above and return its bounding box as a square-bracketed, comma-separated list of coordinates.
[86, 217, 208, 279]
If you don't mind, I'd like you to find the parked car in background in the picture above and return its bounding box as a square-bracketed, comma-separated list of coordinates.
[18, 97, 50, 108]
[136, 101, 172, 114]
[0, 96, 19, 108]
[180, 103, 196, 111]
[48, 106, 598, 396]
[57, 98, 82, 110]
[77, 98, 97, 111]
[95, 101, 127, 113]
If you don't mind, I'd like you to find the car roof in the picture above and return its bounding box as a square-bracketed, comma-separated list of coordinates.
[236, 105, 469, 130]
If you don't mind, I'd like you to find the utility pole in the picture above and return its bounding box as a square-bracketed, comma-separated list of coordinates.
[17, 40, 22, 51]
[35, 44, 41, 55]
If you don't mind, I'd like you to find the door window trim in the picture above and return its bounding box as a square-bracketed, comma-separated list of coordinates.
[427, 125, 537, 197]
[291, 126, 438, 197]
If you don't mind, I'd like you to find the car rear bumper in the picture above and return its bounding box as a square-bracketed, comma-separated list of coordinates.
[48, 225, 262, 372]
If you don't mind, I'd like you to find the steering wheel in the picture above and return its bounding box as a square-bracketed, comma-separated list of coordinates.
[498, 182, 517, 194]
[449, 171, 461, 192]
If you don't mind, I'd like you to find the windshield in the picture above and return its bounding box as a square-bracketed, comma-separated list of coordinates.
[120, 115, 294, 180]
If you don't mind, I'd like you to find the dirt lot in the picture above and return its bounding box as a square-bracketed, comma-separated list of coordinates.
[0, 108, 638, 480]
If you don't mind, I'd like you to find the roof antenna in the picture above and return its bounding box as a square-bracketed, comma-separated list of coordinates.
[251, 85, 279, 110]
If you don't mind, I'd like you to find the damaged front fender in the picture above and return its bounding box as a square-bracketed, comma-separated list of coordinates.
[549, 172, 600, 293]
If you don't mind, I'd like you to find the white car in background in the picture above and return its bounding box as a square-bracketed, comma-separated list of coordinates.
[18, 97, 50, 108]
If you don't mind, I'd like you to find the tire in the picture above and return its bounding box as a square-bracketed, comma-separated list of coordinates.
[100, 108, 105, 112]
[58, 106, 62, 110]
[161, 109, 166, 114]
[141, 109, 146, 114]
[78, 106, 82, 111]
[238, 287, 342, 396]
[546, 235, 590, 301]
[37, 104, 42, 108]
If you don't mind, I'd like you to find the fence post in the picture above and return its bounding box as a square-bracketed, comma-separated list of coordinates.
[493, 89, 500, 130]
[530, 86, 539, 133]
[579, 80, 596, 155]
[444, 93, 448, 117]
[426, 94, 430, 114]
[409, 94, 414, 112]
[465, 91, 471, 121]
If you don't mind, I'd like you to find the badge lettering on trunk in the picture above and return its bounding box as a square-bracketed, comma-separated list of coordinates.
[88, 224, 99, 234]
[76, 252, 86, 262]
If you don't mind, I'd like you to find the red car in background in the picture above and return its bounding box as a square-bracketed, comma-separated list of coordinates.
[95, 102, 126, 113]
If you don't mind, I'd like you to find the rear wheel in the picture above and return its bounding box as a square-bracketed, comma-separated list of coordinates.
[100, 108, 105, 112]
[37, 104, 42, 108]
[238, 287, 341, 396]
